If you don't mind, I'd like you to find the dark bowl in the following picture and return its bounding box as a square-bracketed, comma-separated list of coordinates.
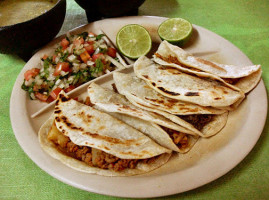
[74, 0, 145, 22]
[0, 0, 66, 60]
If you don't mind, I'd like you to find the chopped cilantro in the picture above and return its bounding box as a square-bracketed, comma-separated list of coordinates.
[96, 34, 105, 40]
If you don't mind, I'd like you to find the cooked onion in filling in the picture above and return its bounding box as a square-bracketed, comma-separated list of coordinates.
[161, 126, 189, 149]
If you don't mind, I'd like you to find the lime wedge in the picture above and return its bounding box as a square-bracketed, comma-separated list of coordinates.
[158, 18, 192, 46]
[116, 24, 152, 59]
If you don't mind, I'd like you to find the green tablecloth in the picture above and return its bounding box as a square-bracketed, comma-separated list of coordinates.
[1, 0, 269, 199]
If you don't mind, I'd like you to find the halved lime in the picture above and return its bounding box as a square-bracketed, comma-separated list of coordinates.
[158, 18, 193, 46]
[116, 24, 152, 59]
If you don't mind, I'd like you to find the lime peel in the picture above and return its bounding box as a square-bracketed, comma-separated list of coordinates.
[158, 18, 193, 46]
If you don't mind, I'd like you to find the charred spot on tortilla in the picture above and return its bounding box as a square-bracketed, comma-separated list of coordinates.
[184, 92, 199, 96]
[143, 75, 149, 79]
[54, 109, 61, 114]
[179, 107, 199, 112]
[214, 97, 222, 100]
[59, 93, 71, 102]
[145, 97, 164, 104]
[166, 67, 182, 75]
[151, 82, 156, 87]
[157, 87, 181, 96]
[85, 132, 137, 146]
[55, 99, 59, 105]
[55, 116, 60, 122]
[130, 93, 137, 97]
[111, 83, 119, 93]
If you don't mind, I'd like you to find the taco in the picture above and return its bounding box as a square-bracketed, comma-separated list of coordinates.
[134, 56, 245, 108]
[113, 72, 228, 137]
[154, 40, 261, 93]
[113, 72, 226, 115]
[39, 92, 171, 176]
[88, 83, 200, 152]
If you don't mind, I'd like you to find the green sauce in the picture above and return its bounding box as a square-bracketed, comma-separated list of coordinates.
[0, 0, 57, 27]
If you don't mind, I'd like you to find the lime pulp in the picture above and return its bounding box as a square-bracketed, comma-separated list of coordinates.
[116, 24, 152, 59]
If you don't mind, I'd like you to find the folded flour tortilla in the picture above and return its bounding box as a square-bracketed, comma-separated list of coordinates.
[39, 92, 171, 176]
[134, 56, 245, 108]
[113, 72, 226, 115]
[88, 83, 200, 152]
[154, 40, 261, 93]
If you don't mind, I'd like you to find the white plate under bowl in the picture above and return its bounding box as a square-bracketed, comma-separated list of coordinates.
[10, 16, 267, 198]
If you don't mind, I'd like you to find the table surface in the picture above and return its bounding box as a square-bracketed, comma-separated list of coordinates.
[1, 0, 269, 199]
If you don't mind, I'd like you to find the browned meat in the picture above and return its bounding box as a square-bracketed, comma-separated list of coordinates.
[223, 78, 240, 85]
[155, 53, 202, 72]
[84, 96, 94, 106]
[180, 114, 212, 130]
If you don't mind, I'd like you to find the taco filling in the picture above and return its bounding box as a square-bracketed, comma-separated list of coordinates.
[160, 126, 189, 150]
[48, 122, 159, 172]
[179, 114, 213, 131]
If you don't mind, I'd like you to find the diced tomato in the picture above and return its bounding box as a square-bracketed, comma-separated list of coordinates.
[80, 51, 91, 63]
[92, 53, 105, 61]
[107, 47, 117, 58]
[42, 54, 48, 60]
[24, 68, 40, 81]
[73, 37, 84, 46]
[52, 54, 57, 62]
[34, 92, 48, 102]
[64, 85, 75, 93]
[92, 53, 106, 64]
[53, 62, 70, 76]
[50, 87, 62, 100]
[85, 44, 95, 55]
[46, 96, 54, 103]
[61, 38, 70, 50]
[73, 97, 79, 101]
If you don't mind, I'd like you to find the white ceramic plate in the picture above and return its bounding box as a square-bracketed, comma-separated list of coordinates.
[10, 16, 267, 198]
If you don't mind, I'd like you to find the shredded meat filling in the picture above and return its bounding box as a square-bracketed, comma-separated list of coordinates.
[161, 126, 189, 149]
[223, 78, 240, 85]
[180, 114, 212, 131]
[48, 123, 157, 172]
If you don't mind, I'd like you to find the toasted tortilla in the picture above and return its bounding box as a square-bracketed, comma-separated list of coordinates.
[113, 72, 226, 115]
[102, 110, 199, 153]
[87, 83, 199, 153]
[154, 41, 261, 93]
[88, 82, 195, 135]
[53, 91, 170, 159]
[134, 56, 244, 108]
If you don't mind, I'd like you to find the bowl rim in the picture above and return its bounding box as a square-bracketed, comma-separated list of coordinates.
[0, 0, 66, 30]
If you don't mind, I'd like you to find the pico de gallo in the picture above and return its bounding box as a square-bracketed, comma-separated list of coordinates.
[21, 31, 119, 103]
